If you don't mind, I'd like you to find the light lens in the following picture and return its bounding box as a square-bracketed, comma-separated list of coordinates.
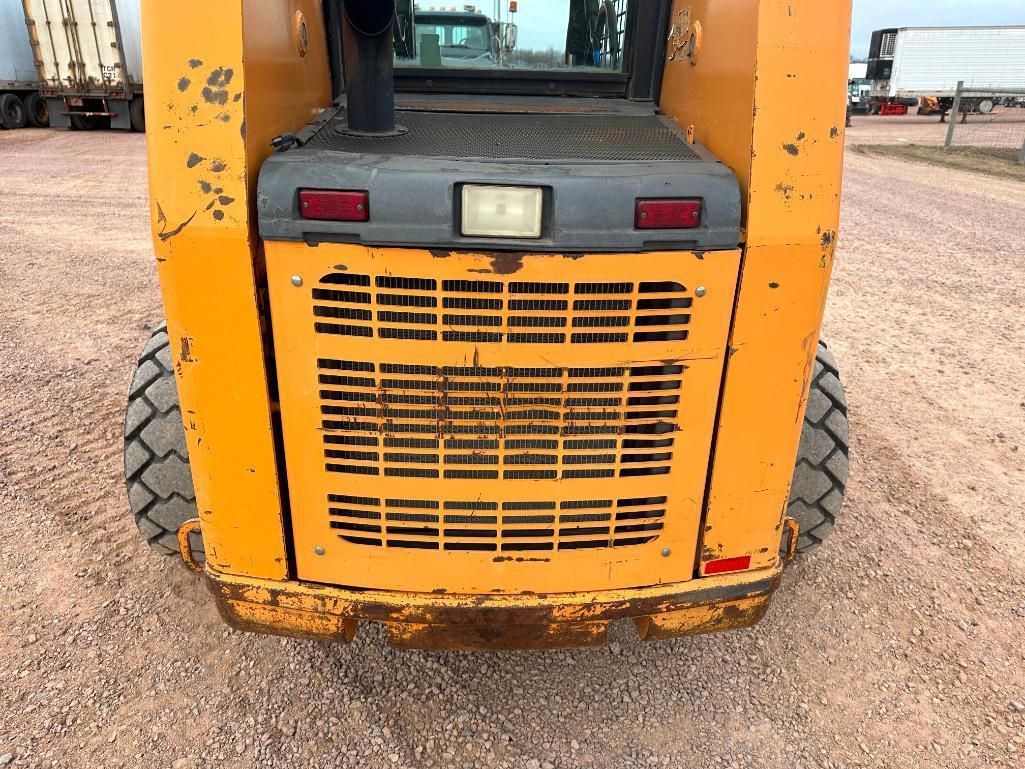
[704, 555, 752, 575]
[635, 199, 702, 230]
[461, 185, 543, 239]
[299, 189, 369, 222]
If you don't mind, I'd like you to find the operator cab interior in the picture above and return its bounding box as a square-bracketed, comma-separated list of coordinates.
[258, 1, 742, 255]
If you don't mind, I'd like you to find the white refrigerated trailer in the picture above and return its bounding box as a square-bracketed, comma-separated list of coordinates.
[20, 0, 144, 131]
[0, 0, 46, 128]
[867, 26, 1025, 114]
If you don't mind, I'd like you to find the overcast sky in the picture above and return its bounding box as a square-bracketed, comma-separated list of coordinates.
[850, 0, 1023, 57]
[492, 0, 1023, 58]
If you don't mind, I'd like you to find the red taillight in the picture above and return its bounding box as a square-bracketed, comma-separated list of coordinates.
[299, 189, 369, 222]
[635, 199, 702, 230]
[704, 555, 752, 575]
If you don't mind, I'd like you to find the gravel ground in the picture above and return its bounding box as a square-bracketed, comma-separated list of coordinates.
[1, 125, 1023, 769]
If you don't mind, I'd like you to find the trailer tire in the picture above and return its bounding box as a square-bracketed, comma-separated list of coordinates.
[23, 93, 48, 127]
[129, 96, 145, 132]
[0, 94, 27, 129]
[782, 341, 849, 556]
[977, 99, 995, 115]
[69, 113, 107, 131]
[124, 324, 204, 563]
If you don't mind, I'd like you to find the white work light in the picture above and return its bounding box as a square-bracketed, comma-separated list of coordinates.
[461, 185, 543, 239]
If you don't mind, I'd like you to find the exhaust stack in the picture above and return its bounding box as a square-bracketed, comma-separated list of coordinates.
[340, 0, 399, 136]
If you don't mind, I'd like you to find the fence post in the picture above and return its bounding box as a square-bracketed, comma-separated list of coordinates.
[1019, 135, 1025, 166]
[945, 80, 964, 149]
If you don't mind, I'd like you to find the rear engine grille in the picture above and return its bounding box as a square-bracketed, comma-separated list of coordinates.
[319, 359, 684, 479]
[328, 494, 666, 551]
[313, 272, 693, 345]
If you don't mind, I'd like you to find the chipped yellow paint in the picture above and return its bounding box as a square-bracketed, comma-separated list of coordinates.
[634, 595, 771, 640]
[204, 561, 782, 648]
[140, 0, 331, 579]
[661, 0, 851, 574]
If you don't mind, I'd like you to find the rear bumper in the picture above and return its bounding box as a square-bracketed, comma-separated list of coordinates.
[204, 563, 783, 650]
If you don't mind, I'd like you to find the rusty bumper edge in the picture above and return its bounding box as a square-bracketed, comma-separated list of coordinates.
[203, 564, 784, 650]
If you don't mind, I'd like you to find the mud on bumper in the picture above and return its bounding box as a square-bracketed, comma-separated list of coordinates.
[203, 565, 783, 651]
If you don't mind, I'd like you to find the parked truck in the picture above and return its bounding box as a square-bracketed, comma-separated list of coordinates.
[20, 0, 144, 131]
[0, 0, 47, 128]
[867, 26, 1025, 118]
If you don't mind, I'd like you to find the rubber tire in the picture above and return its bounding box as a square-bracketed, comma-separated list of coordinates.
[124, 325, 204, 562]
[69, 113, 108, 131]
[0, 94, 27, 129]
[129, 96, 145, 133]
[977, 99, 995, 115]
[782, 341, 849, 555]
[23, 93, 48, 127]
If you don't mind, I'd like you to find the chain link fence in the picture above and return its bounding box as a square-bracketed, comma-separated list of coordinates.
[944, 82, 1025, 165]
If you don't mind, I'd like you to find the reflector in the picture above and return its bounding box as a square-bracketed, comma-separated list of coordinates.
[704, 555, 752, 575]
[461, 185, 543, 238]
[300, 190, 369, 222]
[635, 199, 702, 230]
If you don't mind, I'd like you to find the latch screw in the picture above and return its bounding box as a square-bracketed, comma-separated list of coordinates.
[662, 548, 671, 557]
[291, 275, 303, 287]
[695, 286, 707, 297]
[315, 546, 325, 556]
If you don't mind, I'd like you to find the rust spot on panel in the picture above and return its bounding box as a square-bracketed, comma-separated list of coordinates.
[830, 126, 840, 138]
[768, 281, 780, 289]
[186, 152, 204, 168]
[177, 77, 191, 92]
[210, 160, 227, 172]
[180, 336, 197, 363]
[489, 252, 525, 274]
[218, 195, 235, 206]
[774, 182, 794, 201]
[782, 143, 799, 156]
[213, 210, 225, 221]
[188, 58, 203, 69]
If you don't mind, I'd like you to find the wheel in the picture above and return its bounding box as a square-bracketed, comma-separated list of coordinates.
[782, 341, 849, 555]
[69, 113, 108, 130]
[129, 96, 145, 132]
[977, 98, 995, 115]
[124, 324, 204, 562]
[0, 94, 27, 129]
[23, 93, 48, 127]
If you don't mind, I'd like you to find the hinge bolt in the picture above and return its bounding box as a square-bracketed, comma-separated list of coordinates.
[662, 548, 671, 557]
[695, 286, 707, 297]
[291, 275, 303, 287]
[315, 546, 325, 556]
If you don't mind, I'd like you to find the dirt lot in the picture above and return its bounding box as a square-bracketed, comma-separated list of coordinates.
[1, 121, 1023, 769]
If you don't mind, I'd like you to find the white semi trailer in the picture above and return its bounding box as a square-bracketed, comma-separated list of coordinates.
[0, 0, 46, 128]
[20, 0, 144, 131]
[866, 26, 1025, 116]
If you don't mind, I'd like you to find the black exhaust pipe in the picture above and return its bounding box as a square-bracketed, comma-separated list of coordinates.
[340, 0, 399, 136]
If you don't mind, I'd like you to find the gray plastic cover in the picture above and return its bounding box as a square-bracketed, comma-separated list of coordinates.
[258, 107, 742, 253]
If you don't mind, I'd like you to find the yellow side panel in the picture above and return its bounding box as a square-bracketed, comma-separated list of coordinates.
[140, 0, 330, 578]
[661, 0, 851, 572]
[265, 243, 741, 594]
[659, 0, 757, 200]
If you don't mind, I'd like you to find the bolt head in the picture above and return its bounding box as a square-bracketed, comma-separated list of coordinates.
[662, 548, 672, 557]
[695, 285, 707, 297]
[291, 275, 303, 287]
[314, 546, 325, 556]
